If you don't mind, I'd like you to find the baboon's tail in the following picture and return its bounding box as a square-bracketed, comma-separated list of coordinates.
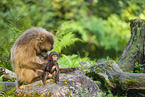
[59, 67, 79, 73]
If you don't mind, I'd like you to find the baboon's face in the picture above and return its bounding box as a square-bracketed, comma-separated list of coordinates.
[38, 36, 54, 57]
[52, 55, 58, 61]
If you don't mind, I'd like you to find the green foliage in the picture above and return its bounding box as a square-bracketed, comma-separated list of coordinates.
[81, 15, 130, 51]
[56, 21, 89, 42]
[0, 9, 31, 70]
[6, 78, 16, 82]
[105, 56, 112, 61]
[134, 62, 145, 73]
[3, 87, 16, 97]
[0, 76, 3, 82]
[0, 0, 145, 69]
[58, 54, 96, 68]
[0, 1, 144, 96]
[105, 90, 115, 97]
[52, 22, 82, 53]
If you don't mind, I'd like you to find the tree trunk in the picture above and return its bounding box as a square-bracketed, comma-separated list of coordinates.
[118, 19, 145, 71]
[90, 60, 145, 96]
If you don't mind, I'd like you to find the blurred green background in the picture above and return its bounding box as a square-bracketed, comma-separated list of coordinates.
[0, 0, 145, 70]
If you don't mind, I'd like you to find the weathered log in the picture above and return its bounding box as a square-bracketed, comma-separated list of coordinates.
[15, 71, 105, 97]
[0, 66, 104, 96]
[90, 60, 145, 96]
[118, 19, 145, 71]
[0, 67, 16, 81]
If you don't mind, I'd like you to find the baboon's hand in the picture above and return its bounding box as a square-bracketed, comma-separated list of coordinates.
[41, 64, 47, 71]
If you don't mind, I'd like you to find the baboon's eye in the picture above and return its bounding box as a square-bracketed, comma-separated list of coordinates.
[40, 37, 44, 42]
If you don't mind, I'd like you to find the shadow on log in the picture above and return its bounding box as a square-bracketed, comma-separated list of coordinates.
[118, 19, 145, 72]
[90, 60, 145, 96]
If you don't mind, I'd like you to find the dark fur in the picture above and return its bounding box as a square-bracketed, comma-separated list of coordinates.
[42, 51, 60, 85]
[42, 52, 78, 85]
[59, 67, 78, 73]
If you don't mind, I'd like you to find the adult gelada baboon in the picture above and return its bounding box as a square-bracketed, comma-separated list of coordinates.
[10, 27, 54, 88]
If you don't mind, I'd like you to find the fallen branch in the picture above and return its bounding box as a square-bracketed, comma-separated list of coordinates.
[90, 60, 145, 96]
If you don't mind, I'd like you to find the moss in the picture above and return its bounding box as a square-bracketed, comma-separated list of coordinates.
[126, 79, 136, 85]
[16, 91, 54, 97]
[52, 80, 56, 83]
[95, 67, 101, 71]
[31, 92, 41, 97]
[47, 92, 53, 97]
[106, 64, 112, 68]
[109, 60, 115, 64]
[61, 80, 70, 85]
[131, 19, 145, 28]
[106, 61, 114, 68]
[38, 83, 43, 86]
[112, 76, 121, 83]
[26, 86, 31, 92]
[95, 81, 101, 88]
[142, 81, 145, 83]
[118, 78, 122, 82]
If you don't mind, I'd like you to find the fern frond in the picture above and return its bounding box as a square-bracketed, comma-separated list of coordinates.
[52, 32, 81, 53]
[58, 54, 79, 67]
[61, 54, 72, 66]
[51, 22, 84, 53]
[56, 21, 88, 42]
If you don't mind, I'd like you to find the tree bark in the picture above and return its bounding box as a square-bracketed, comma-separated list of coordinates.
[118, 19, 145, 71]
[90, 60, 145, 96]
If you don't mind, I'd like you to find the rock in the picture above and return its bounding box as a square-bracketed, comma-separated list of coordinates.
[0, 67, 16, 81]
[15, 71, 104, 97]
[0, 82, 16, 92]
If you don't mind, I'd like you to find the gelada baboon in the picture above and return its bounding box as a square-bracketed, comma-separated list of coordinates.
[42, 51, 60, 85]
[10, 27, 54, 88]
[42, 51, 78, 85]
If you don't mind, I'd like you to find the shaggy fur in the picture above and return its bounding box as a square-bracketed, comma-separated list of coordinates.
[10, 27, 54, 88]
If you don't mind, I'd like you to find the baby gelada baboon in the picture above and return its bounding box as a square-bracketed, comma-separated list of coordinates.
[42, 51, 78, 85]
[10, 27, 54, 88]
[42, 51, 60, 85]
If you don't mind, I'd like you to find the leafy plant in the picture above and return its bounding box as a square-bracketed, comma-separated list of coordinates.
[81, 15, 130, 51]
[3, 87, 16, 97]
[105, 90, 115, 97]
[58, 54, 96, 68]
[52, 22, 82, 53]
[0, 9, 29, 70]
[0, 0, 145, 69]
[134, 62, 145, 73]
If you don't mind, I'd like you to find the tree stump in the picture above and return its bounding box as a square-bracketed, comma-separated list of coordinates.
[118, 19, 145, 71]
[90, 60, 145, 96]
